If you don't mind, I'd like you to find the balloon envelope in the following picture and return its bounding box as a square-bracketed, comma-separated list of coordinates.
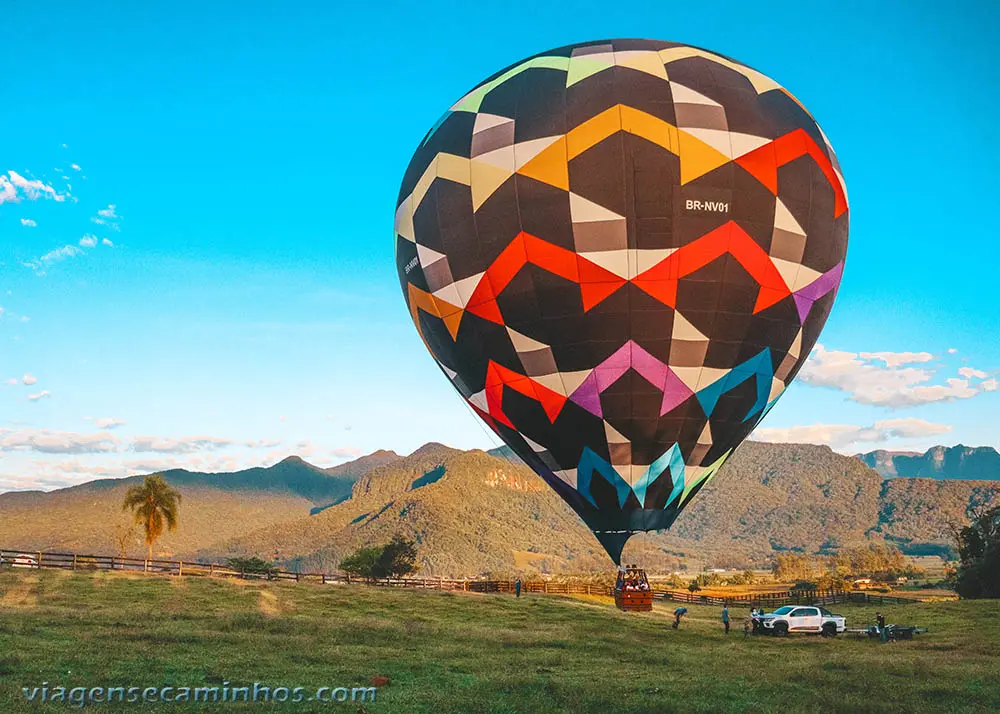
[395, 39, 848, 562]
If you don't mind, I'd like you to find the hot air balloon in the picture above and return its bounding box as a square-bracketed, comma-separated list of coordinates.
[395, 39, 848, 563]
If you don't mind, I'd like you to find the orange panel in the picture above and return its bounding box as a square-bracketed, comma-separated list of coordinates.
[524, 233, 581, 282]
[735, 142, 778, 194]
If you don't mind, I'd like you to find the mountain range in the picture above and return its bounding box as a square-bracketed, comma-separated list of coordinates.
[1, 442, 997, 576]
[857, 445, 1000, 481]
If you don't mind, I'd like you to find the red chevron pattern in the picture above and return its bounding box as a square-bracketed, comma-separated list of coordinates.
[484, 359, 568, 428]
[736, 128, 848, 218]
[464, 222, 795, 323]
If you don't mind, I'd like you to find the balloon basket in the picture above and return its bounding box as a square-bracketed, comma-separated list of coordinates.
[613, 564, 653, 612]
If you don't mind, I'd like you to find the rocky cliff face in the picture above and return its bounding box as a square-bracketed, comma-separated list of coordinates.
[858, 445, 1000, 481]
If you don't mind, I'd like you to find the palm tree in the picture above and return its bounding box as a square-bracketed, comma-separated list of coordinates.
[122, 475, 181, 565]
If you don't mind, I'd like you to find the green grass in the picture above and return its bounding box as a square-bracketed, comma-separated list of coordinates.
[1, 570, 998, 713]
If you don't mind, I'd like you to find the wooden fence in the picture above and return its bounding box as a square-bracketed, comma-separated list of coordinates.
[652, 588, 918, 607]
[0, 548, 917, 605]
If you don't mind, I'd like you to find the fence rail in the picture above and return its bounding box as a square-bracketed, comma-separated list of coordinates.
[0, 548, 918, 605]
[651, 588, 919, 607]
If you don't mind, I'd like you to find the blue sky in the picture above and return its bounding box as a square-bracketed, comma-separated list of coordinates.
[2, 1, 999, 490]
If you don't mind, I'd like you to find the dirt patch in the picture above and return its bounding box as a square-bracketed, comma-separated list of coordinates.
[0, 575, 39, 610]
[258, 589, 281, 617]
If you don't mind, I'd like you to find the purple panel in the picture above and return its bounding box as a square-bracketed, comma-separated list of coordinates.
[569, 371, 603, 416]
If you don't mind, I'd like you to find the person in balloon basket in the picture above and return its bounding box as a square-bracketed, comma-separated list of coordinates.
[721, 606, 730, 634]
[515, 577, 522, 599]
[672, 607, 687, 629]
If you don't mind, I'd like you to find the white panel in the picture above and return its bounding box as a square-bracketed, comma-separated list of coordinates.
[473, 112, 514, 134]
[570, 192, 624, 223]
[579, 250, 629, 279]
[669, 81, 721, 107]
[672, 311, 708, 341]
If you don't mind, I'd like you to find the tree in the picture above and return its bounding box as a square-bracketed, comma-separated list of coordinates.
[111, 523, 137, 563]
[687, 581, 701, 593]
[228, 557, 279, 579]
[340, 546, 384, 581]
[339, 535, 420, 581]
[952, 502, 1000, 599]
[122, 475, 181, 563]
[772, 553, 816, 582]
[377, 535, 419, 579]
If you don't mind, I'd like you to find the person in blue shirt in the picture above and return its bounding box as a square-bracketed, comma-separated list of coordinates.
[672, 606, 687, 629]
[722, 606, 730, 634]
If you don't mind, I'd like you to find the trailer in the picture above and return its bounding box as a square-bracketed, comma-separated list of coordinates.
[845, 625, 929, 642]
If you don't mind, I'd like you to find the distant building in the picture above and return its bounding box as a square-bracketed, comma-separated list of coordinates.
[852, 578, 873, 590]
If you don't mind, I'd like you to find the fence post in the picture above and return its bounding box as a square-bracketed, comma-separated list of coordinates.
[73, 553, 77, 571]
[179, 561, 183, 577]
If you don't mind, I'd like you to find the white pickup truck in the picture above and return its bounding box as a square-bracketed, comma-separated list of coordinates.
[760, 605, 846, 637]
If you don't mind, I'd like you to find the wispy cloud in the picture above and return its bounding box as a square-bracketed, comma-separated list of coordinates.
[753, 417, 953, 452]
[90, 204, 121, 231]
[86, 417, 126, 430]
[130, 435, 235, 454]
[27, 390, 52, 401]
[23, 244, 83, 275]
[0, 171, 66, 204]
[798, 345, 994, 408]
[0, 428, 119, 454]
[102, 238, 114, 247]
[20, 218, 37, 227]
[22, 373, 37, 386]
[958, 367, 988, 380]
[79, 234, 97, 248]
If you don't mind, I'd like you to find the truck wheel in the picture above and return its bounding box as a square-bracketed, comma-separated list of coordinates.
[822, 624, 837, 638]
[774, 622, 788, 637]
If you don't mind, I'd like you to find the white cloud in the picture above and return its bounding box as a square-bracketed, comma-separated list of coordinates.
[3, 378, 17, 386]
[89, 417, 126, 430]
[858, 351, 934, 368]
[244, 439, 281, 448]
[102, 238, 114, 247]
[20, 218, 37, 227]
[983, 378, 999, 392]
[753, 417, 953, 452]
[947, 348, 958, 354]
[330, 446, 363, 459]
[958, 367, 988, 380]
[71, 163, 81, 171]
[798, 344, 989, 407]
[27, 390, 51, 401]
[79, 234, 97, 248]
[0, 170, 66, 204]
[129, 435, 235, 454]
[0, 428, 119, 454]
[23, 243, 83, 274]
[21, 373, 37, 385]
[90, 204, 121, 231]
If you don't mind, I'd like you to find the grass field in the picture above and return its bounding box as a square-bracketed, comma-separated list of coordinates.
[1, 570, 998, 713]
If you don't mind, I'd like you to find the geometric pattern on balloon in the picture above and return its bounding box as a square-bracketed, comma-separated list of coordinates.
[395, 39, 849, 563]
